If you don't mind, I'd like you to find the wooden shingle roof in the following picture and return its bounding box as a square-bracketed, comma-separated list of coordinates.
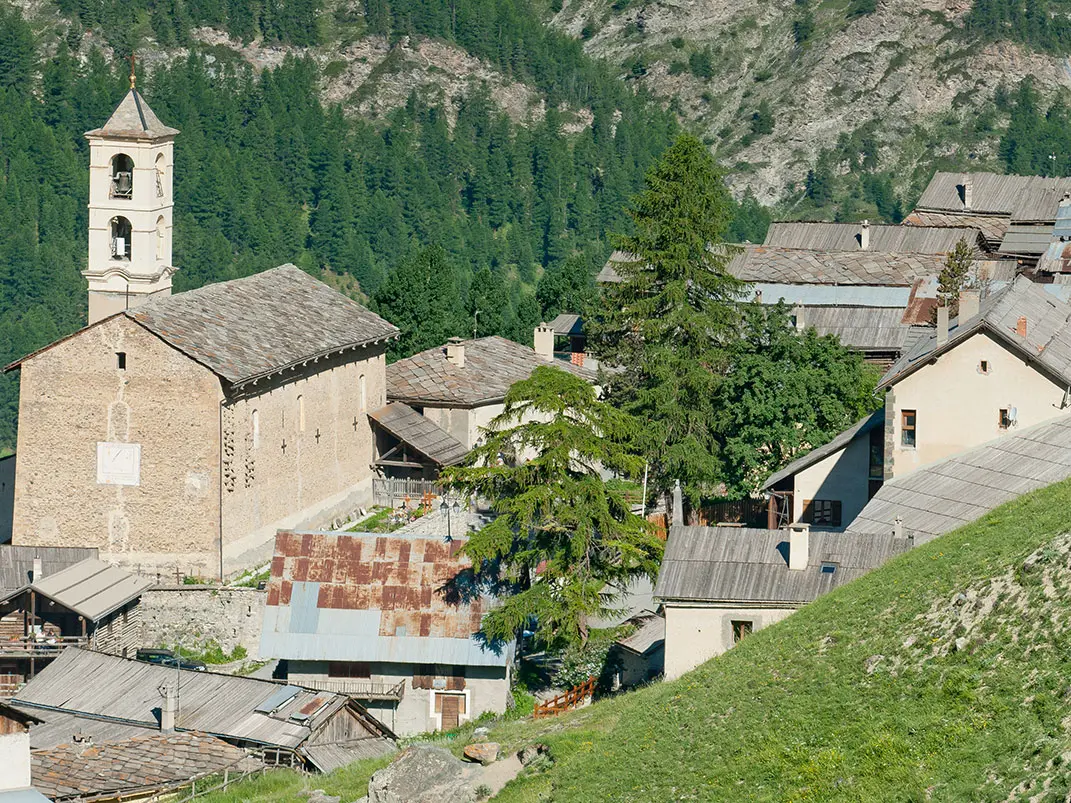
[915, 171, 1071, 222]
[368, 402, 469, 466]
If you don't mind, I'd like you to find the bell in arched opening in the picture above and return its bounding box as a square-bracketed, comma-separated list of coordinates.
[110, 153, 134, 199]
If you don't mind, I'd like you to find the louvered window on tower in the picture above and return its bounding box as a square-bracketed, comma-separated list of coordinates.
[110, 153, 134, 199]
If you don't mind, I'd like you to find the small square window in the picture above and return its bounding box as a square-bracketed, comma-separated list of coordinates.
[731, 620, 753, 644]
[979, 360, 989, 374]
[116, 352, 126, 370]
[901, 410, 916, 448]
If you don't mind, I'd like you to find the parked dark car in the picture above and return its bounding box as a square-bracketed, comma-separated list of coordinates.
[135, 648, 207, 671]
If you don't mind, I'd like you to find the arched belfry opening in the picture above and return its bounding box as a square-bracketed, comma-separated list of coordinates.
[156, 216, 166, 260]
[111, 216, 132, 260]
[155, 152, 166, 198]
[110, 153, 134, 199]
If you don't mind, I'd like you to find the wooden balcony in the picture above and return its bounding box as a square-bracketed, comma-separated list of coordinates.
[303, 678, 406, 701]
[0, 635, 89, 658]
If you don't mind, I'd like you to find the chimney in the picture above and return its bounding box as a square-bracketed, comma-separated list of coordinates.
[859, 219, 870, 250]
[936, 305, 949, 345]
[791, 303, 805, 332]
[1016, 316, 1028, 338]
[671, 480, 683, 527]
[160, 685, 177, 733]
[788, 522, 810, 571]
[533, 324, 555, 362]
[445, 337, 465, 369]
[893, 515, 903, 539]
[31, 558, 43, 583]
[958, 289, 980, 322]
[962, 175, 973, 210]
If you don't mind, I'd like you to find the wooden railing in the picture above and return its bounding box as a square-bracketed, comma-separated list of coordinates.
[533, 676, 596, 719]
[0, 635, 88, 658]
[372, 477, 442, 508]
[303, 678, 406, 701]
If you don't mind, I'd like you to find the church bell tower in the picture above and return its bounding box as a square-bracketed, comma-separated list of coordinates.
[84, 65, 180, 324]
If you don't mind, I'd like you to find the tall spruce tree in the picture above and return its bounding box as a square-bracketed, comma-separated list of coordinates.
[590, 134, 743, 510]
[934, 238, 974, 320]
[442, 365, 662, 647]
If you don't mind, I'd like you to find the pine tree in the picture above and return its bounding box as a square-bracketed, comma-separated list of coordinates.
[934, 238, 974, 319]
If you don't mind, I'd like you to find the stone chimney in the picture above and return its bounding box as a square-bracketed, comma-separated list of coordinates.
[160, 685, 177, 733]
[958, 289, 980, 322]
[788, 522, 810, 571]
[533, 324, 555, 362]
[859, 219, 870, 250]
[31, 558, 43, 583]
[791, 303, 805, 332]
[1017, 316, 1028, 338]
[893, 515, 903, 539]
[962, 175, 973, 210]
[936, 305, 949, 345]
[445, 337, 465, 369]
[671, 480, 683, 527]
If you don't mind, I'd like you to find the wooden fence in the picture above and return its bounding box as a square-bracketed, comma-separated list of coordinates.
[372, 477, 442, 507]
[533, 676, 597, 719]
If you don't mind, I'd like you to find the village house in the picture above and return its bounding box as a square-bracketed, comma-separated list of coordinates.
[0, 702, 49, 803]
[0, 557, 151, 696]
[385, 335, 596, 451]
[12, 648, 395, 772]
[5, 88, 399, 579]
[608, 610, 665, 690]
[878, 276, 1071, 479]
[259, 529, 512, 737]
[654, 522, 909, 679]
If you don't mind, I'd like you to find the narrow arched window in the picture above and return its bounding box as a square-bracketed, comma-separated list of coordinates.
[297, 395, 305, 433]
[156, 216, 166, 260]
[111, 153, 134, 199]
[111, 216, 132, 260]
[251, 409, 260, 449]
[359, 375, 367, 411]
[155, 153, 166, 198]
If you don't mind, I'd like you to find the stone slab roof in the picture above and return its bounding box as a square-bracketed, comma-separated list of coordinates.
[85, 89, 179, 140]
[127, 265, 398, 387]
[654, 525, 910, 605]
[32, 732, 250, 801]
[368, 402, 470, 466]
[915, 171, 1071, 222]
[260, 530, 511, 668]
[763, 222, 984, 254]
[386, 336, 595, 407]
[879, 276, 1071, 390]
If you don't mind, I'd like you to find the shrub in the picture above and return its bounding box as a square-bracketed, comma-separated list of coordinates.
[688, 49, 713, 79]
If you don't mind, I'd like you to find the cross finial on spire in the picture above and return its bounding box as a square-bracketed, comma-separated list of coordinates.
[129, 52, 136, 90]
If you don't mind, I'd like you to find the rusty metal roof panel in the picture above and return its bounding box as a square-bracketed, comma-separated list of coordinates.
[260, 531, 511, 667]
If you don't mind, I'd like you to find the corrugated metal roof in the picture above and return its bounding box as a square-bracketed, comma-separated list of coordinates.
[1037, 240, 1071, 273]
[653, 526, 910, 605]
[801, 307, 912, 351]
[749, 283, 911, 307]
[0, 546, 97, 595]
[0, 789, 52, 803]
[763, 411, 883, 490]
[13, 649, 393, 750]
[916, 172, 1071, 221]
[847, 413, 1071, 543]
[879, 276, 1071, 390]
[259, 531, 511, 668]
[998, 224, 1054, 256]
[23, 559, 153, 621]
[368, 403, 469, 467]
[763, 222, 984, 254]
[17, 709, 157, 750]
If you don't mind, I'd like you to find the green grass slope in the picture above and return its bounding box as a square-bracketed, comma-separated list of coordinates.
[481, 477, 1071, 801]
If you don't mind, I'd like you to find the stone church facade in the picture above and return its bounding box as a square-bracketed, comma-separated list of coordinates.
[5, 87, 398, 578]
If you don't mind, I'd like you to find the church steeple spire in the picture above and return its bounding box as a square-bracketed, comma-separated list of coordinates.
[83, 84, 179, 325]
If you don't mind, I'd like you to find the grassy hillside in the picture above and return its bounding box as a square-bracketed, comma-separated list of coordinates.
[468, 476, 1071, 801]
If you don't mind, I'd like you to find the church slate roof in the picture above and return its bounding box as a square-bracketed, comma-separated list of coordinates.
[386, 336, 596, 407]
[84, 89, 180, 140]
[126, 265, 398, 387]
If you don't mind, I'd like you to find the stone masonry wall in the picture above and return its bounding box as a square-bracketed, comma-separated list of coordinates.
[139, 586, 266, 659]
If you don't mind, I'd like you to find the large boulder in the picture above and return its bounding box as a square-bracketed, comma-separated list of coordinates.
[463, 742, 499, 765]
[367, 745, 478, 803]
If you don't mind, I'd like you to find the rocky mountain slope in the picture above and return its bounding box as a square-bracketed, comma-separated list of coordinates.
[554, 0, 1070, 203]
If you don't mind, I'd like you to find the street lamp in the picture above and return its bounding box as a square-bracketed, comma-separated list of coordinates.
[440, 494, 462, 541]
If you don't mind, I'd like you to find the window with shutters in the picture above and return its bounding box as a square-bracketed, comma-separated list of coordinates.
[412, 664, 436, 690]
[802, 499, 842, 528]
[901, 409, 916, 447]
